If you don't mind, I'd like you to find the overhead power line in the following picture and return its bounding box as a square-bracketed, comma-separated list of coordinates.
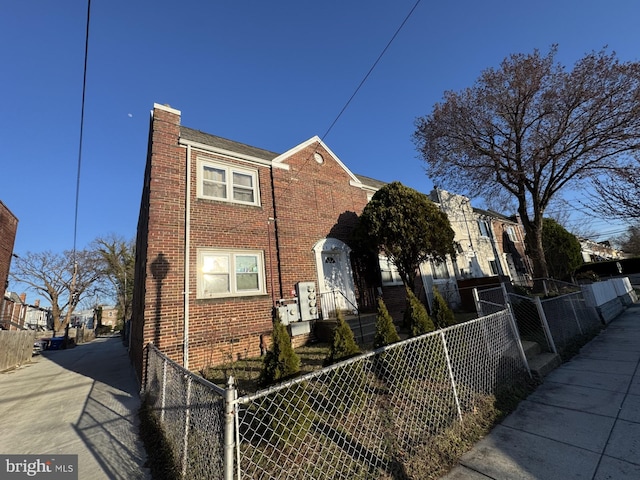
[73, 0, 91, 257]
[320, 0, 422, 141]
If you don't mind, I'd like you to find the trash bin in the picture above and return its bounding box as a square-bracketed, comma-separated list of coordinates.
[49, 337, 64, 350]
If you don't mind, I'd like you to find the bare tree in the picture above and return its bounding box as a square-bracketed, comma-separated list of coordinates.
[590, 165, 640, 220]
[616, 224, 640, 256]
[92, 235, 135, 326]
[414, 47, 640, 279]
[9, 249, 102, 334]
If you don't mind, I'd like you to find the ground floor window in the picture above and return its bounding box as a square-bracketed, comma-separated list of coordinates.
[379, 255, 403, 286]
[197, 248, 265, 298]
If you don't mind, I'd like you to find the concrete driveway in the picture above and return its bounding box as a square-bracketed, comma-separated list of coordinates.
[442, 303, 640, 479]
[0, 335, 150, 479]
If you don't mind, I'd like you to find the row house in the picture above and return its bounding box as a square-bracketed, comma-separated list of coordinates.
[418, 189, 532, 311]
[1, 292, 50, 331]
[0, 200, 18, 303]
[130, 103, 532, 377]
[580, 239, 622, 263]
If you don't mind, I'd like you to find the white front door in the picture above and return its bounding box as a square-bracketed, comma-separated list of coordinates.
[313, 238, 357, 318]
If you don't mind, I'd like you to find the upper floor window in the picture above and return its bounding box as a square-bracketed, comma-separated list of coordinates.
[198, 159, 260, 206]
[379, 255, 403, 286]
[197, 248, 266, 298]
[478, 220, 490, 237]
[506, 226, 517, 242]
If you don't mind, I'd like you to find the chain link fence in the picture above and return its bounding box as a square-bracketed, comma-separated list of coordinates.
[143, 345, 227, 478]
[142, 308, 529, 479]
[234, 310, 527, 479]
[538, 292, 602, 354]
[474, 283, 604, 356]
[143, 310, 528, 479]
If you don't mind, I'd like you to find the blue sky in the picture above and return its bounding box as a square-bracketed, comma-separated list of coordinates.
[2, 0, 639, 258]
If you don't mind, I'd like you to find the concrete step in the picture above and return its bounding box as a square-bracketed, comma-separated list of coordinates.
[522, 340, 541, 361]
[528, 351, 562, 379]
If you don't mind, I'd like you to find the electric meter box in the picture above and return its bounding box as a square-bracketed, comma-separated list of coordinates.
[296, 281, 319, 321]
[276, 298, 300, 326]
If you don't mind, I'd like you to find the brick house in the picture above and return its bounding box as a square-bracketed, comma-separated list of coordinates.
[130, 104, 534, 379]
[0, 200, 18, 305]
[130, 104, 383, 378]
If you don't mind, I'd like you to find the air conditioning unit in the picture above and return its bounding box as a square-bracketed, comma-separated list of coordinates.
[276, 298, 300, 326]
[296, 281, 319, 321]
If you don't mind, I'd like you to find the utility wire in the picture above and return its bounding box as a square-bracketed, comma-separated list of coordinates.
[321, 0, 422, 141]
[73, 0, 91, 258]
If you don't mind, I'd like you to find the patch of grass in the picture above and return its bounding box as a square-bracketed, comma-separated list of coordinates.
[453, 311, 477, 324]
[397, 376, 539, 479]
[202, 343, 331, 394]
[138, 400, 180, 480]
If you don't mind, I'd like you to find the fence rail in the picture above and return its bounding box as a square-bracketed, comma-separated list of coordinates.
[143, 308, 529, 479]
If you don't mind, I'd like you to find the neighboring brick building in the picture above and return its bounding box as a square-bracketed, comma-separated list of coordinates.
[130, 104, 380, 378]
[0, 201, 18, 304]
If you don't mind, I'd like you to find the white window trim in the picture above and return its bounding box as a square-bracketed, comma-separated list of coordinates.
[197, 248, 266, 299]
[430, 259, 450, 280]
[379, 255, 403, 286]
[478, 220, 490, 238]
[197, 158, 261, 206]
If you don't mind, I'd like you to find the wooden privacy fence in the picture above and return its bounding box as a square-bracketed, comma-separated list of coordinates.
[0, 330, 36, 371]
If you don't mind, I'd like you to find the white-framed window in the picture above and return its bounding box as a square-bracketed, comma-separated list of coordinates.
[379, 255, 403, 286]
[197, 249, 266, 298]
[506, 226, 517, 242]
[478, 220, 490, 237]
[430, 259, 450, 280]
[197, 158, 260, 206]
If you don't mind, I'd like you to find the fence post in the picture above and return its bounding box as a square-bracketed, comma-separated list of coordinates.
[440, 331, 462, 421]
[472, 288, 483, 316]
[161, 358, 168, 423]
[568, 294, 583, 335]
[182, 375, 192, 478]
[505, 304, 531, 377]
[224, 376, 236, 480]
[534, 297, 557, 355]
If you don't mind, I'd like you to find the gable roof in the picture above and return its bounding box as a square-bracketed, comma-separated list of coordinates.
[473, 206, 519, 224]
[354, 174, 386, 191]
[179, 127, 388, 191]
[271, 136, 364, 184]
[180, 126, 280, 162]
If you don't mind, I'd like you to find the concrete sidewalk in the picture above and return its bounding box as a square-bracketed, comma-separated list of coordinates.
[0, 336, 150, 479]
[443, 303, 640, 480]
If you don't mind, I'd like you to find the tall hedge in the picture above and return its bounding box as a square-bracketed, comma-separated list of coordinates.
[431, 287, 455, 329]
[326, 311, 361, 365]
[260, 314, 300, 387]
[405, 288, 435, 337]
[373, 297, 400, 349]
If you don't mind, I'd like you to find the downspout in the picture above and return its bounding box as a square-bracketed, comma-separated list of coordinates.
[269, 169, 284, 302]
[183, 144, 192, 369]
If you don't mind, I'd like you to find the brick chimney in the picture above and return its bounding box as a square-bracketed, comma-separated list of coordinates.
[19, 293, 26, 303]
[34, 299, 40, 307]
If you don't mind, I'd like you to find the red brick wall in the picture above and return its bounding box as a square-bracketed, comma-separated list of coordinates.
[0, 201, 18, 302]
[132, 106, 376, 377]
[272, 143, 370, 294]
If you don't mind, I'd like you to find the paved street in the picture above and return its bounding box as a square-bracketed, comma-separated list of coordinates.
[0, 336, 150, 479]
[443, 303, 640, 479]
